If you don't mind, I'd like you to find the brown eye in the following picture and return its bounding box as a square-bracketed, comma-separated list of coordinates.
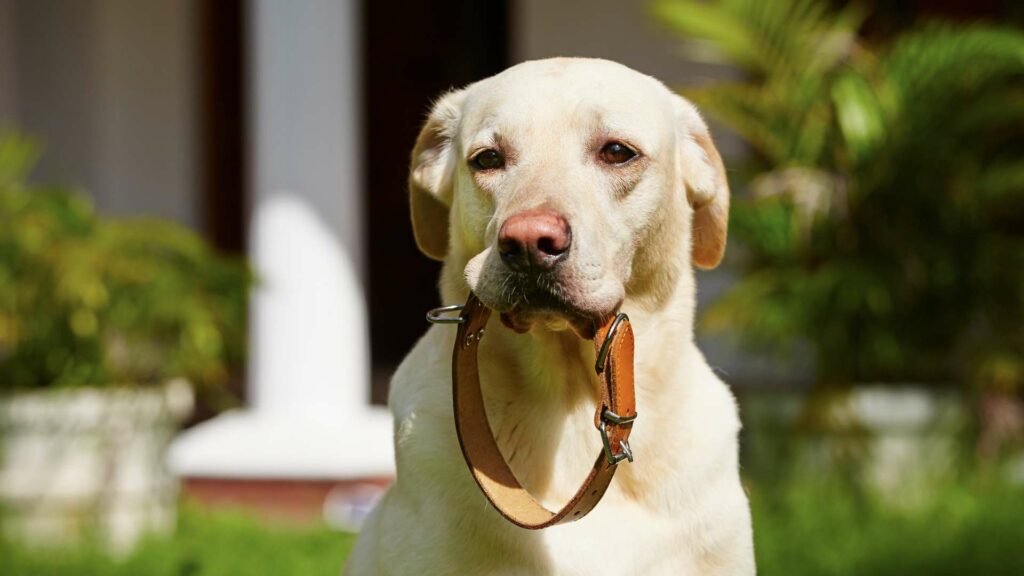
[599, 141, 637, 165]
[471, 149, 504, 171]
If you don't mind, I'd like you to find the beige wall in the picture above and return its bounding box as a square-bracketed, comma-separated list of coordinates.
[512, 0, 745, 158]
[0, 0, 18, 123]
[0, 0, 199, 229]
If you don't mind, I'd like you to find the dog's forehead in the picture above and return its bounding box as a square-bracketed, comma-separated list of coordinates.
[458, 59, 675, 140]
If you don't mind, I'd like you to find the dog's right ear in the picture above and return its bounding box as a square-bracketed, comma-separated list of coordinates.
[409, 89, 467, 261]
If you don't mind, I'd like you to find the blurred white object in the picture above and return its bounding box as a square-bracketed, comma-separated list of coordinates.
[169, 197, 393, 479]
[323, 482, 388, 532]
[0, 379, 193, 554]
[746, 385, 969, 501]
[849, 386, 967, 496]
[169, 0, 393, 491]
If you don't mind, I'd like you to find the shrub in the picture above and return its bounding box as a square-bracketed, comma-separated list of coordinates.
[654, 0, 1024, 388]
[0, 133, 251, 391]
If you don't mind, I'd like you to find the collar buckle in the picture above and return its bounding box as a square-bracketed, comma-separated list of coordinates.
[598, 408, 637, 465]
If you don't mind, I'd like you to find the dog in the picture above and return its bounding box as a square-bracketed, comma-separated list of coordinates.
[347, 58, 754, 575]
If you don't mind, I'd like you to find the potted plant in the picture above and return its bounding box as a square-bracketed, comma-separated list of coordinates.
[653, 0, 1024, 489]
[0, 133, 251, 552]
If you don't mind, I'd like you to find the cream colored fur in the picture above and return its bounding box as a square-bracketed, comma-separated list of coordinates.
[348, 58, 754, 575]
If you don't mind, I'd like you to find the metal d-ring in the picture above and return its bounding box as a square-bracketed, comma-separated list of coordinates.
[426, 304, 466, 324]
[595, 312, 629, 374]
[598, 419, 635, 465]
[598, 407, 637, 465]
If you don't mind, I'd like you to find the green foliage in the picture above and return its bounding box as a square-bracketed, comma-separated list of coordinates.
[654, 0, 1024, 387]
[0, 506, 356, 576]
[0, 133, 251, 391]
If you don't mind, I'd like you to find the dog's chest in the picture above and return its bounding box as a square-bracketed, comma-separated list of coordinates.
[471, 504, 699, 576]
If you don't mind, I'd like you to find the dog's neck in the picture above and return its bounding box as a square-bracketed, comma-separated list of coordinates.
[437, 245, 700, 508]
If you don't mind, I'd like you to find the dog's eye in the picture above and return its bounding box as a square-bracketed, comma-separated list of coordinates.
[599, 141, 637, 165]
[471, 149, 505, 171]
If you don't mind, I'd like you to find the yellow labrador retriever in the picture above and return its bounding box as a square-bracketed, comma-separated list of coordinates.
[348, 58, 754, 575]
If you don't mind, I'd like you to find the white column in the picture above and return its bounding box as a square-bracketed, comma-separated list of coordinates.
[169, 0, 393, 480]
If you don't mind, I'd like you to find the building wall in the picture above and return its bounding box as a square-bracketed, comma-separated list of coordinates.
[0, 0, 20, 127]
[512, 0, 745, 157]
[0, 0, 200, 230]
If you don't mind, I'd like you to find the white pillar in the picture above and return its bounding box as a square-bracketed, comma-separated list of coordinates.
[169, 0, 393, 481]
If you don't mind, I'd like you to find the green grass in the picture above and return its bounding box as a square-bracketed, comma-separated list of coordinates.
[753, 478, 1024, 576]
[0, 506, 356, 576]
[3, 479, 1022, 575]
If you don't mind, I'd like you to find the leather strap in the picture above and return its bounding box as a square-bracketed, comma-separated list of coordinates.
[451, 293, 636, 529]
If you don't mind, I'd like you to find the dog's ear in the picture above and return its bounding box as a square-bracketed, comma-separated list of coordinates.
[409, 89, 467, 261]
[674, 96, 730, 269]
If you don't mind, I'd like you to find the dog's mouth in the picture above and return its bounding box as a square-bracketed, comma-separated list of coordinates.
[486, 276, 618, 339]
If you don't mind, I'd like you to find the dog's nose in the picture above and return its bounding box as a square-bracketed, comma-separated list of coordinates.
[497, 209, 571, 273]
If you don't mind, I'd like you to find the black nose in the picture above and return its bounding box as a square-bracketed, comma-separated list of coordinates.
[497, 209, 571, 273]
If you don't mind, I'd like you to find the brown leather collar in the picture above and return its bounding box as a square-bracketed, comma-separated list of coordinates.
[431, 293, 637, 529]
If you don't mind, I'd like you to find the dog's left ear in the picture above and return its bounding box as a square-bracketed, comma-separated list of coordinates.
[409, 89, 467, 261]
[674, 96, 730, 269]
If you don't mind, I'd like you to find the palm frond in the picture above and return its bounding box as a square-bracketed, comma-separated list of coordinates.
[683, 83, 792, 163]
[880, 25, 1024, 140]
[652, 0, 865, 78]
[883, 24, 1024, 98]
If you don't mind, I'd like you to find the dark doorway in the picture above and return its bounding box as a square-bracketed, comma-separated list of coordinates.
[363, 1, 510, 404]
[194, 0, 248, 421]
[197, 0, 247, 255]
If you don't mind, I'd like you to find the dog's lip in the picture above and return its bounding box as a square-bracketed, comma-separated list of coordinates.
[471, 271, 621, 338]
[495, 291, 619, 339]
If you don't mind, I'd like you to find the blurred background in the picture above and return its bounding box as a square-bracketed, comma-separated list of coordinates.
[1, 0, 1022, 574]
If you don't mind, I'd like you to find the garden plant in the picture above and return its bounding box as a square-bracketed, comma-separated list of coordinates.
[654, 0, 1024, 391]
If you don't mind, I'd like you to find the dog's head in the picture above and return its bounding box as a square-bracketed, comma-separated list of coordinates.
[410, 58, 728, 337]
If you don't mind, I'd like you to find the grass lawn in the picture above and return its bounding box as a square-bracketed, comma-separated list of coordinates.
[752, 478, 1024, 576]
[0, 506, 356, 576]
[3, 479, 1023, 575]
